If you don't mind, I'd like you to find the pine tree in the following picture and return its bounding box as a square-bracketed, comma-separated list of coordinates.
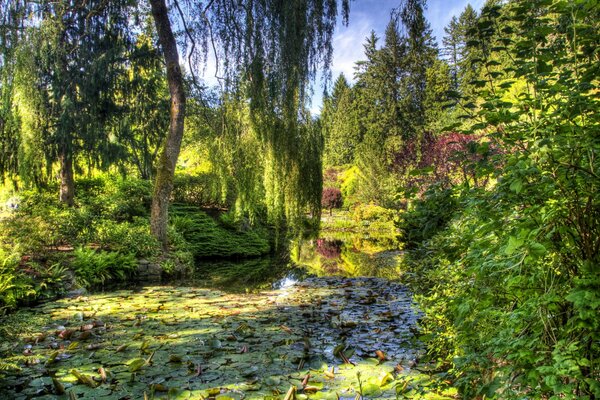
[321, 73, 360, 166]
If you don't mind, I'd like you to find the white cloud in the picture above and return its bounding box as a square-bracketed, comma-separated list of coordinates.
[331, 12, 374, 82]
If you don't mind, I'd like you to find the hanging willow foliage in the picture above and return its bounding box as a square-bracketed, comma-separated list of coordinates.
[200, 90, 322, 233]
[174, 0, 347, 231]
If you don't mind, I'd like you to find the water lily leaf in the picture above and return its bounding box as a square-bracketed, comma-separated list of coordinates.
[127, 358, 147, 372]
[265, 376, 281, 386]
[361, 382, 382, 397]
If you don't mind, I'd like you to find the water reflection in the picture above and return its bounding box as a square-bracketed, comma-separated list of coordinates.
[193, 230, 403, 292]
[290, 230, 403, 279]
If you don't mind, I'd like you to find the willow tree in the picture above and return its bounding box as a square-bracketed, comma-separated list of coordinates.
[0, 0, 31, 187]
[148, 0, 350, 247]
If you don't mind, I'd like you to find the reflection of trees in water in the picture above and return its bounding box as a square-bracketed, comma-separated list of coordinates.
[292, 233, 402, 278]
[316, 239, 343, 258]
[194, 257, 290, 292]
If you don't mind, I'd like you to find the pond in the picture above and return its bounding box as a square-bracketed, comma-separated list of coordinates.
[0, 231, 456, 399]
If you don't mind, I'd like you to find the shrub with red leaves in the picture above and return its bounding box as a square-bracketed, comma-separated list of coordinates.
[321, 187, 343, 215]
[392, 132, 497, 192]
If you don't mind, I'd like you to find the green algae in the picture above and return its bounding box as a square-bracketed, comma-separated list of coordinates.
[0, 277, 455, 399]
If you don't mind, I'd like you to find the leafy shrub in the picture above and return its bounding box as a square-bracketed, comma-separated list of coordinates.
[105, 178, 152, 221]
[399, 186, 458, 248]
[95, 217, 159, 258]
[0, 249, 35, 315]
[70, 248, 137, 288]
[340, 166, 360, 207]
[321, 187, 343, 215]
[351, 203, 397, 225]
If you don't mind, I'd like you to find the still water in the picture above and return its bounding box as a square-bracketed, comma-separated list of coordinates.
[194, 230, 404, 292]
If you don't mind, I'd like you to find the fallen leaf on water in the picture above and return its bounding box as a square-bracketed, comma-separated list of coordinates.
[70, 369, 97, 388]
[98, 367, 107, 382]
[324, 367, 335, 379]
[151, 383, 169, 392]
[301, 373, 310, 387]
[68, 341, 80, 351]
[52, 377, 65, 394]
[127, 358, 146, 372]
[58, 329, 74, 340]
[280, 325, 293, 334]
[80, 324, 94, 331]
[45, 351, 59, 365]
[168, 354, 182, 363]
[116, 343, 128, 352]
[283, 385, 296, 400]
[303, 385, 320, 394]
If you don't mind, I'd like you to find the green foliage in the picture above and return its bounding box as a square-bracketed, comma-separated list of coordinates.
[351, 204, 397, 225]
[0, 249, 33, 315]
[321, 74, 361, 167]
[399, 187, 458, 247]
[170, 206, 270, 259]
[403, 1, 600, 398]
[70, 247, 137, 288]
[95, 218, 159, 258]
[172, 173, 227, 208]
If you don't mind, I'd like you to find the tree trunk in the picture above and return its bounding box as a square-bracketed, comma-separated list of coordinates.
[59, 144, 75, 206]
[149, 0, 186, 249]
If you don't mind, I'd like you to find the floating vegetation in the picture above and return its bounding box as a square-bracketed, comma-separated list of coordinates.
[0, 277, 455, 399]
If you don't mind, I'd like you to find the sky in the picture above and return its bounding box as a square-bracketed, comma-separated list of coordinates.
[309, 0, 485, 114]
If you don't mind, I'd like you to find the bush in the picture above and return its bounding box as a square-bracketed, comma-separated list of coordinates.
[351, 203, 397, 224]
[399, 186, 458, 248]
[339, 166, 360, 206]
[0, 249, 34, 315]
[104, 178, 153, 221]
[95, 217, 159, 258]
[70, 247, 137, 288]
[321, 187, 343, 215]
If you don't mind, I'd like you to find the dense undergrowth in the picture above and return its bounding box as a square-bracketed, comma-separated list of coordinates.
[395, 2, 600, 398]
[0, 175, 272, 315]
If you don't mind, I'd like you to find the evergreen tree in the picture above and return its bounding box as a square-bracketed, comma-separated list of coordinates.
[442, 16, 461, 92]
[9, 1, 137, 204]
[321, 73, 360, 166]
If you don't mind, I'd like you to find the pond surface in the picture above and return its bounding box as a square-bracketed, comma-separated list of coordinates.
[0, 232, 455, 399]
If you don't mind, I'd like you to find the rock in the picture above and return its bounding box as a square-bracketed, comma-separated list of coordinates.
[66, 288, 87, 298]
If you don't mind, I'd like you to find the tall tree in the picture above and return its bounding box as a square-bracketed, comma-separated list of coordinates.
[442, 16, 461, 92]
[7, 1, 136, 204]
[148, 0, 186, 246]
[148, 0, 350, 247]
[321, 73, 360, 166]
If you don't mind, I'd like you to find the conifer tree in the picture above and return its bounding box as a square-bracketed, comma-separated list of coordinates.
[321, 73, 360, 166]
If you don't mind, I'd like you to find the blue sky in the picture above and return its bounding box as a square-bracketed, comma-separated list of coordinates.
[309, 0, 485, 114]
